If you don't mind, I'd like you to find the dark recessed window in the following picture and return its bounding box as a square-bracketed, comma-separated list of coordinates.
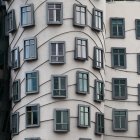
[95, 112, 104, 135]
[78, 104, 90, 128]
[76, 71, 89, 94]
[138, 84, 140, 105]
[13, 79, 20, 103]
[54, 109, 70, 132]
[110, 18, 125, 38]
[12, 112, 19, 135]
[52, 75, 67, 98]
[92, 9, 103, 31]
[94, 80, 104, 102]
[47, 2, 63, 25]
[25, 71, 39, 94]
[49, 41, 65, 64]
[112, 48, 126, 68]
[138, 115, 140, 136]
[112, 109, 128, 131]
[75, 37, 88, 61]
[25, 138, 41, 140]
[20, 4, 35, 27]
[112, 78, 127, 100]
[73, 4, 87, 27]
[26, 104, 40, 128]
[24, 37, 37, 61]
[135, 19, 140, 39]
[137, 54, 140, 74]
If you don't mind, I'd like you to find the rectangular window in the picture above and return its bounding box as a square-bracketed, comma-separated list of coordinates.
[52, 75, 67, 98]
[110, 18, 125, 38]
[54, 109, 70, 132]
[49, 41, 65, 64]
[112, 78, 127, 100]
[26, 104, 40, 128]
[93, 47, 103, 69]
[25, 138, 40, 140]
[20, 4, 34, 27]
[24, 37, 37, 61]
[112, 48, 126, 68]
[78, 105, 90, 127]
[11, 47, 20, 70]
[13, 79, 20, 103]
[94, 80, 104, 102]
[137, 54, 140, 74]
[92, 9, 103, 31]
[73, 4, 87, 27]
[112, 109, 128, 131]
[138, 115, 140, 136]
[7, 9, 16, 33]
[138, 84, 140, 105]
[47, 2, 63, 25]
[76, 71, 89, 94]
[75, 37, 88, 61]
[25, 71, 39, 94]
[11, 112, 19, 135]
[135, 19, 140, 39]
[95, 112, 104, 135]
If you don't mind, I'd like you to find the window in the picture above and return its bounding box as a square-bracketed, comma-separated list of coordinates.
[25, 71, 39, 94]
[112, 48, 126, 68]
[20, 4, 35, 27]
[137, 54, 140, 74]
[13, 80, 20, 103]
[110, 18, 125, 38]
[24, 37, 37, 61]
[49, 41, 65, 64]
[135, 19, 140, 39]
[112, 109, 128, 131]
[79, 139, 91, 140]
[92, 9, 103, 31]
[11, 112, 19, 135]
[138, 84, 140, 105]
[138, 115, 140, 136]
[95, 112, 104, 135]
[76, 71, 89, 94]
[93, 47, 103, 69]
[54, 109, 70, 132]
[47, 2, 63, 25]
[25, 138, 41, 140]
[7, 9, 16, 33]
[73, 4, 87, 27]
[74, 38, 88, 61]
[11, 47, 20, 70]
[26, 104, 40, 128]
[78, 105, 90, 127]
[52, 75, 67, 98]
[112, 78, 127, 100]
[94, 80, 104, 102]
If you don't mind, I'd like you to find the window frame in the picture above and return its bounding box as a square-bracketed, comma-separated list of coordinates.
[137, 53, 140, 74]
[25, 71, 39, 95]
[20, 4, 35, 28]
[7, 9, 16, 33]
[94, 79, 104, 102]
[135, 19, 140, 40]
[51, 75, 68, 98]
[11, 112, 19, 135]
[49, 41, 66, 64]
[11, 47, 20, 70]
[76, 71, 89, 94]
[95, 112, 104, 135]
[74, 37, 88, 61]
[46, 2, 63, 25]
[23, 37, 37, 61]
[92, 8, 103, 31]
[12, 79, 20, 103]
[112, 78, 127, 100]
[112, 109, 128, 131]
[26, 104, 40, 128]
[73, 4, 87, 27]
[54, 109, 70, 132]
[110, 18, 125, 39]
[78, 104, 90, 128]
[93, 47, 103, 69]
[111, 47, 126, 69]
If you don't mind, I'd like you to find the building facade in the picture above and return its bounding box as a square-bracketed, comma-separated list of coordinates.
[1, 0, 140, 140]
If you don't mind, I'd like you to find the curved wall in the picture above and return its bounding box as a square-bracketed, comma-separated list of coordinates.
[7, 0, 106, 140]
